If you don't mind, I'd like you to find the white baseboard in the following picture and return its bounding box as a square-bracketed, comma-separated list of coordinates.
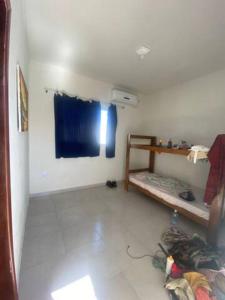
[30, 180, 123, 198]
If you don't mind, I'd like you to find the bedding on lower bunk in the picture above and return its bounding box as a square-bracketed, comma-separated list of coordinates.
[129, 172, 209, 220]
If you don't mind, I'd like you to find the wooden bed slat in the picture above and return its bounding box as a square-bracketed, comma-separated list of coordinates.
[130, 144, 190, 156]
[130, 134, 156, 139]
[129, 168, 150, 173]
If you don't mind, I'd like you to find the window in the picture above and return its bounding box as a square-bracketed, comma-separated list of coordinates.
[54, 94, 101, 158]
[100, 109, 108, 145]
[54, 94, 117, 158]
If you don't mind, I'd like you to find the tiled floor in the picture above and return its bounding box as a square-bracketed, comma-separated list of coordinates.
[19, 184, 208, 300]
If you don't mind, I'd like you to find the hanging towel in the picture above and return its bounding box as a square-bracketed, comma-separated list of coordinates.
[106, 104, 117, 158]
[204, 135, 225, 205]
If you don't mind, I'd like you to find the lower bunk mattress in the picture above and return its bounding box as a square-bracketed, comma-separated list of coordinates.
[129, 172, 209, 221]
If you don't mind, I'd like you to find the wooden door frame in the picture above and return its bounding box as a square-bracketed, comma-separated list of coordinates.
[0, 0, 18, 299]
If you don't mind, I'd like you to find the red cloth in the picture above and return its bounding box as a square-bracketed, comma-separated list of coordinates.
[204, 135, 225, 205]
[170, 263, 184, 278]
[195, 287, 214, 300]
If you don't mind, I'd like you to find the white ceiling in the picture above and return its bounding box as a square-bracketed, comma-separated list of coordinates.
[24, 0, 225, 93]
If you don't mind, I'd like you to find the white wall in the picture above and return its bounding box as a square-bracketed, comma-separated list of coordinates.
[29, 61, 146, 194]
[8, 0, 29, 280]
[29, 56, 225, 194]
[141, 69, 225, 189]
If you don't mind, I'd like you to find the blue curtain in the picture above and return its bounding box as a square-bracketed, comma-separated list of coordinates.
[54, 94, 101, 158]
[106, 104, 117, 158]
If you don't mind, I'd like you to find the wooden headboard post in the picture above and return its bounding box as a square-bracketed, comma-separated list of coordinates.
[124, 134, 131, 191]
[149, 137, 156, 173]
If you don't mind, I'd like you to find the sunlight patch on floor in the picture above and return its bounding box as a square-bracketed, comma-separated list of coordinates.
[51, 275, 98, 300]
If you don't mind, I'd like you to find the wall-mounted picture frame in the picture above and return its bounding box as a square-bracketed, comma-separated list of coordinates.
[17, 64, 28, 132]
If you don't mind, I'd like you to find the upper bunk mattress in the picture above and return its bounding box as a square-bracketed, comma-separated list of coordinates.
[129, 172, 209, 221]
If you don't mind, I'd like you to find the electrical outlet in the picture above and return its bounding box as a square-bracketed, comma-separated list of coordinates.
[41, 171, 48, 178]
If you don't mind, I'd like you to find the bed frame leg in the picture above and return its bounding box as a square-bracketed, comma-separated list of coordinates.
[207, 187, 224, 247]
[149, 137, 156, 173]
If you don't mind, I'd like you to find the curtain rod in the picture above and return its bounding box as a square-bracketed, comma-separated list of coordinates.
[44, 87, 125, 109]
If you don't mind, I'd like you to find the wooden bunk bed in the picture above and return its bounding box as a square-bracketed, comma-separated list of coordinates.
[125, 134, 225, 246]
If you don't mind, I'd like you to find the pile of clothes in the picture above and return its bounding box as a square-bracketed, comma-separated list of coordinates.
[154, 227, 225, 300]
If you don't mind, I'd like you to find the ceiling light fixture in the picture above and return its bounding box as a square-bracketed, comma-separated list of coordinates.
[136, 46, 151, 59]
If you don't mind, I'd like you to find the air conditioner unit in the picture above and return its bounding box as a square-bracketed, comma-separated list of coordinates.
[111, 89, 138, 106]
